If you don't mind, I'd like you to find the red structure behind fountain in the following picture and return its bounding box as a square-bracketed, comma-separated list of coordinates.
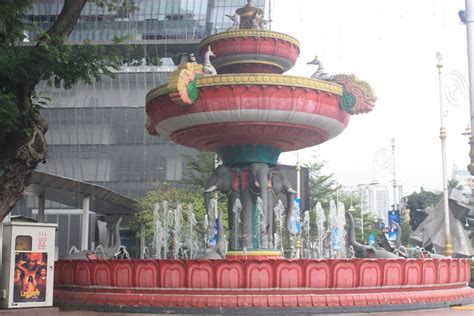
[54, 1, 474, 313]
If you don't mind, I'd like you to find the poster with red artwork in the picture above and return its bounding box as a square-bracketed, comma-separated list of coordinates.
[13, 252, 47, 303]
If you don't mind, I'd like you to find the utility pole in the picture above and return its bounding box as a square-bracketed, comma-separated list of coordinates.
[464, 1, 474, 177]
[295, 153, 301, 259]
[391, 138, 397, 210]
[436, 52, 453, 257]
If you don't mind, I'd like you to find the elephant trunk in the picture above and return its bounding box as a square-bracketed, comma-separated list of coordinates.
[204, 190, 214, 221]
[347, 212, 366, 256]
[250, 163, 270, 233]
[285, 189, 296, 235]
[256, 171, 269, 233]
[215, 213, 226, 257]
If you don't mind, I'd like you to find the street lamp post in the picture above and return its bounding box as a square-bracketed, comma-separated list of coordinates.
[391, 138, 397, 210]
[295, 154, 302, 259]
[361, 189, 365, 240]
[461, 0, 474, 176]
[436, 52, 454, 257]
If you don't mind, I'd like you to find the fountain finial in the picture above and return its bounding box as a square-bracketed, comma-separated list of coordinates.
[236, 0, 264, 29]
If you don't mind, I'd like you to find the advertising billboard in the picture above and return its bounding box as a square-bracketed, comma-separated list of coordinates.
[13, 252, 48, 303]
[388, 210, 400, 241]
[289, 198, 301, 235]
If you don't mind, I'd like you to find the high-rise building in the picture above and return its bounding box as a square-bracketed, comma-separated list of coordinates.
[452, 164, 474, 191]
[12, 0, 268, 257]
[342, 183, 390, 225]
[359, 183, 390, 224]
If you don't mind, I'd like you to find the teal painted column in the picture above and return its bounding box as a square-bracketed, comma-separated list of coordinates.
[220, 144, 282, 251]
[218, 144, 281, 167]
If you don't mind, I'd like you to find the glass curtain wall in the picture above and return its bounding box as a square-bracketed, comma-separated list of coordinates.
[14, 0, 268, 257]
[26, 0, 268, 42]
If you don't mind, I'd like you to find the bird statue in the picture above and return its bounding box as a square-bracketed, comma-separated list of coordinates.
[226, 14, 239, 31]
[202, 46, 217, 75]
[307, 55, 332, 80]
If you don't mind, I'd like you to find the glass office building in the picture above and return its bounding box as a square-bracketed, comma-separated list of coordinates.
[12, 0, 268, 257]
[26, 0, 266, 41]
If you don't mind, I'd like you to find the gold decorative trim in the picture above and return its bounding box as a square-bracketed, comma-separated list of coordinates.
[198, 30, 300, 50]
[225, 250, 282, 256]
[146, 83, 170, 105]
[146, 74, 343, 105]
[167, 62, 203, 105]
[216, 59, 285, 71]
[197, 74, 343, 95]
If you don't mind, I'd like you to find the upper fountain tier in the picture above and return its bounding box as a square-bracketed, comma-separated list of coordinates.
[145, 1, 377, 166]
[198, 1, 300, 74]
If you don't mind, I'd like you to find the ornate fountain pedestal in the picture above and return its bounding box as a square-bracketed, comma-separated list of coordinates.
[54, 1, 474, 312]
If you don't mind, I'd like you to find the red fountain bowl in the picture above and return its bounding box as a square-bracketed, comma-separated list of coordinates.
[54, 258, 474, 312]
[146, 73, 348, 154]
[198, 30, 300, 74]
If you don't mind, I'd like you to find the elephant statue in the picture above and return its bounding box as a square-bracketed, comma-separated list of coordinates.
[196, 213, 226, 259]
[271, 167, 297, 235]
[203, 163, 300, 251]
[347, 212, 398, 259]
[249, 162, 271, 246]
[204, 165, 234, 244]
[204, 165, 252, 250]
[204, 165, 232, 214]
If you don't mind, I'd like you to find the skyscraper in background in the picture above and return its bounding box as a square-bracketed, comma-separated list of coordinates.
[358, 184, 390, 225]
[342, 184, 391, 225]
[12, 0, 267, 257]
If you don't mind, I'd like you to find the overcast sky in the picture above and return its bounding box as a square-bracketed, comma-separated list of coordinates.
[270, 0, 470, 196]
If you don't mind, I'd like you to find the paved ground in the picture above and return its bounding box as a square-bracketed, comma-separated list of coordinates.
[58, 305, 474, 315]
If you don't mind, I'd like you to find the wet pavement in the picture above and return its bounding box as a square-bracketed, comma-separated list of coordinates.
[58, 305, 474, 315]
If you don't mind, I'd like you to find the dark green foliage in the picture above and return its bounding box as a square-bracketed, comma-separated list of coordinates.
[130, 152, 227, 242]
[37, 36, 123, 89]
[406, 188, 442, 230]
[183, 151, 216, 187]
[130, 182, 209, 242]
[400, 220, 412, 245]
[304, 155, 340, 210]
[338, 192, 378, 243]
[0, 89, 20, 140]
[0, 1, 125, 147]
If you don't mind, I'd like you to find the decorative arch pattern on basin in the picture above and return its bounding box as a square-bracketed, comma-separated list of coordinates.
[54, 258, 474, 310]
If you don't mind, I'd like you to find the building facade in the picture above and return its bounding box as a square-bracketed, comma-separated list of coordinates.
[343, 183, 391, 225]
[12, 0, 270, 257]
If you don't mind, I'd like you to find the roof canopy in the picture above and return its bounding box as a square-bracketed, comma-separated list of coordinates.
[24, 171, 138, 216]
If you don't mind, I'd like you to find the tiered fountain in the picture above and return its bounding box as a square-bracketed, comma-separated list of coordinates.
[54, 1, 473, 313]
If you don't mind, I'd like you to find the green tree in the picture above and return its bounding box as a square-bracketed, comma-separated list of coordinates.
[399, 220, 412, 246]
[130, 151, 228, 245]
[0, 0, 129, 221]
[338, 191, 378, 243]
[130, 182, 208, 243]
[304, 156, 340, 210]
[448, 179, 463, 190]
[406, 188, 442, 230]
[183, 151, 216, 187]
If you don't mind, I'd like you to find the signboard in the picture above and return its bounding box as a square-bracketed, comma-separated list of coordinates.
[388, 210, 400, 241]
[368, 233, 376, 246]
[13, 252, 48, 303]
[289, 198, 301, 235]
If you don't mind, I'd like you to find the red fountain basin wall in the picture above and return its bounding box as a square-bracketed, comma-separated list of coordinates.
[146, 74, 347, 153]
[198, 30, 300, 74]
[54, 258, 473, 310]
